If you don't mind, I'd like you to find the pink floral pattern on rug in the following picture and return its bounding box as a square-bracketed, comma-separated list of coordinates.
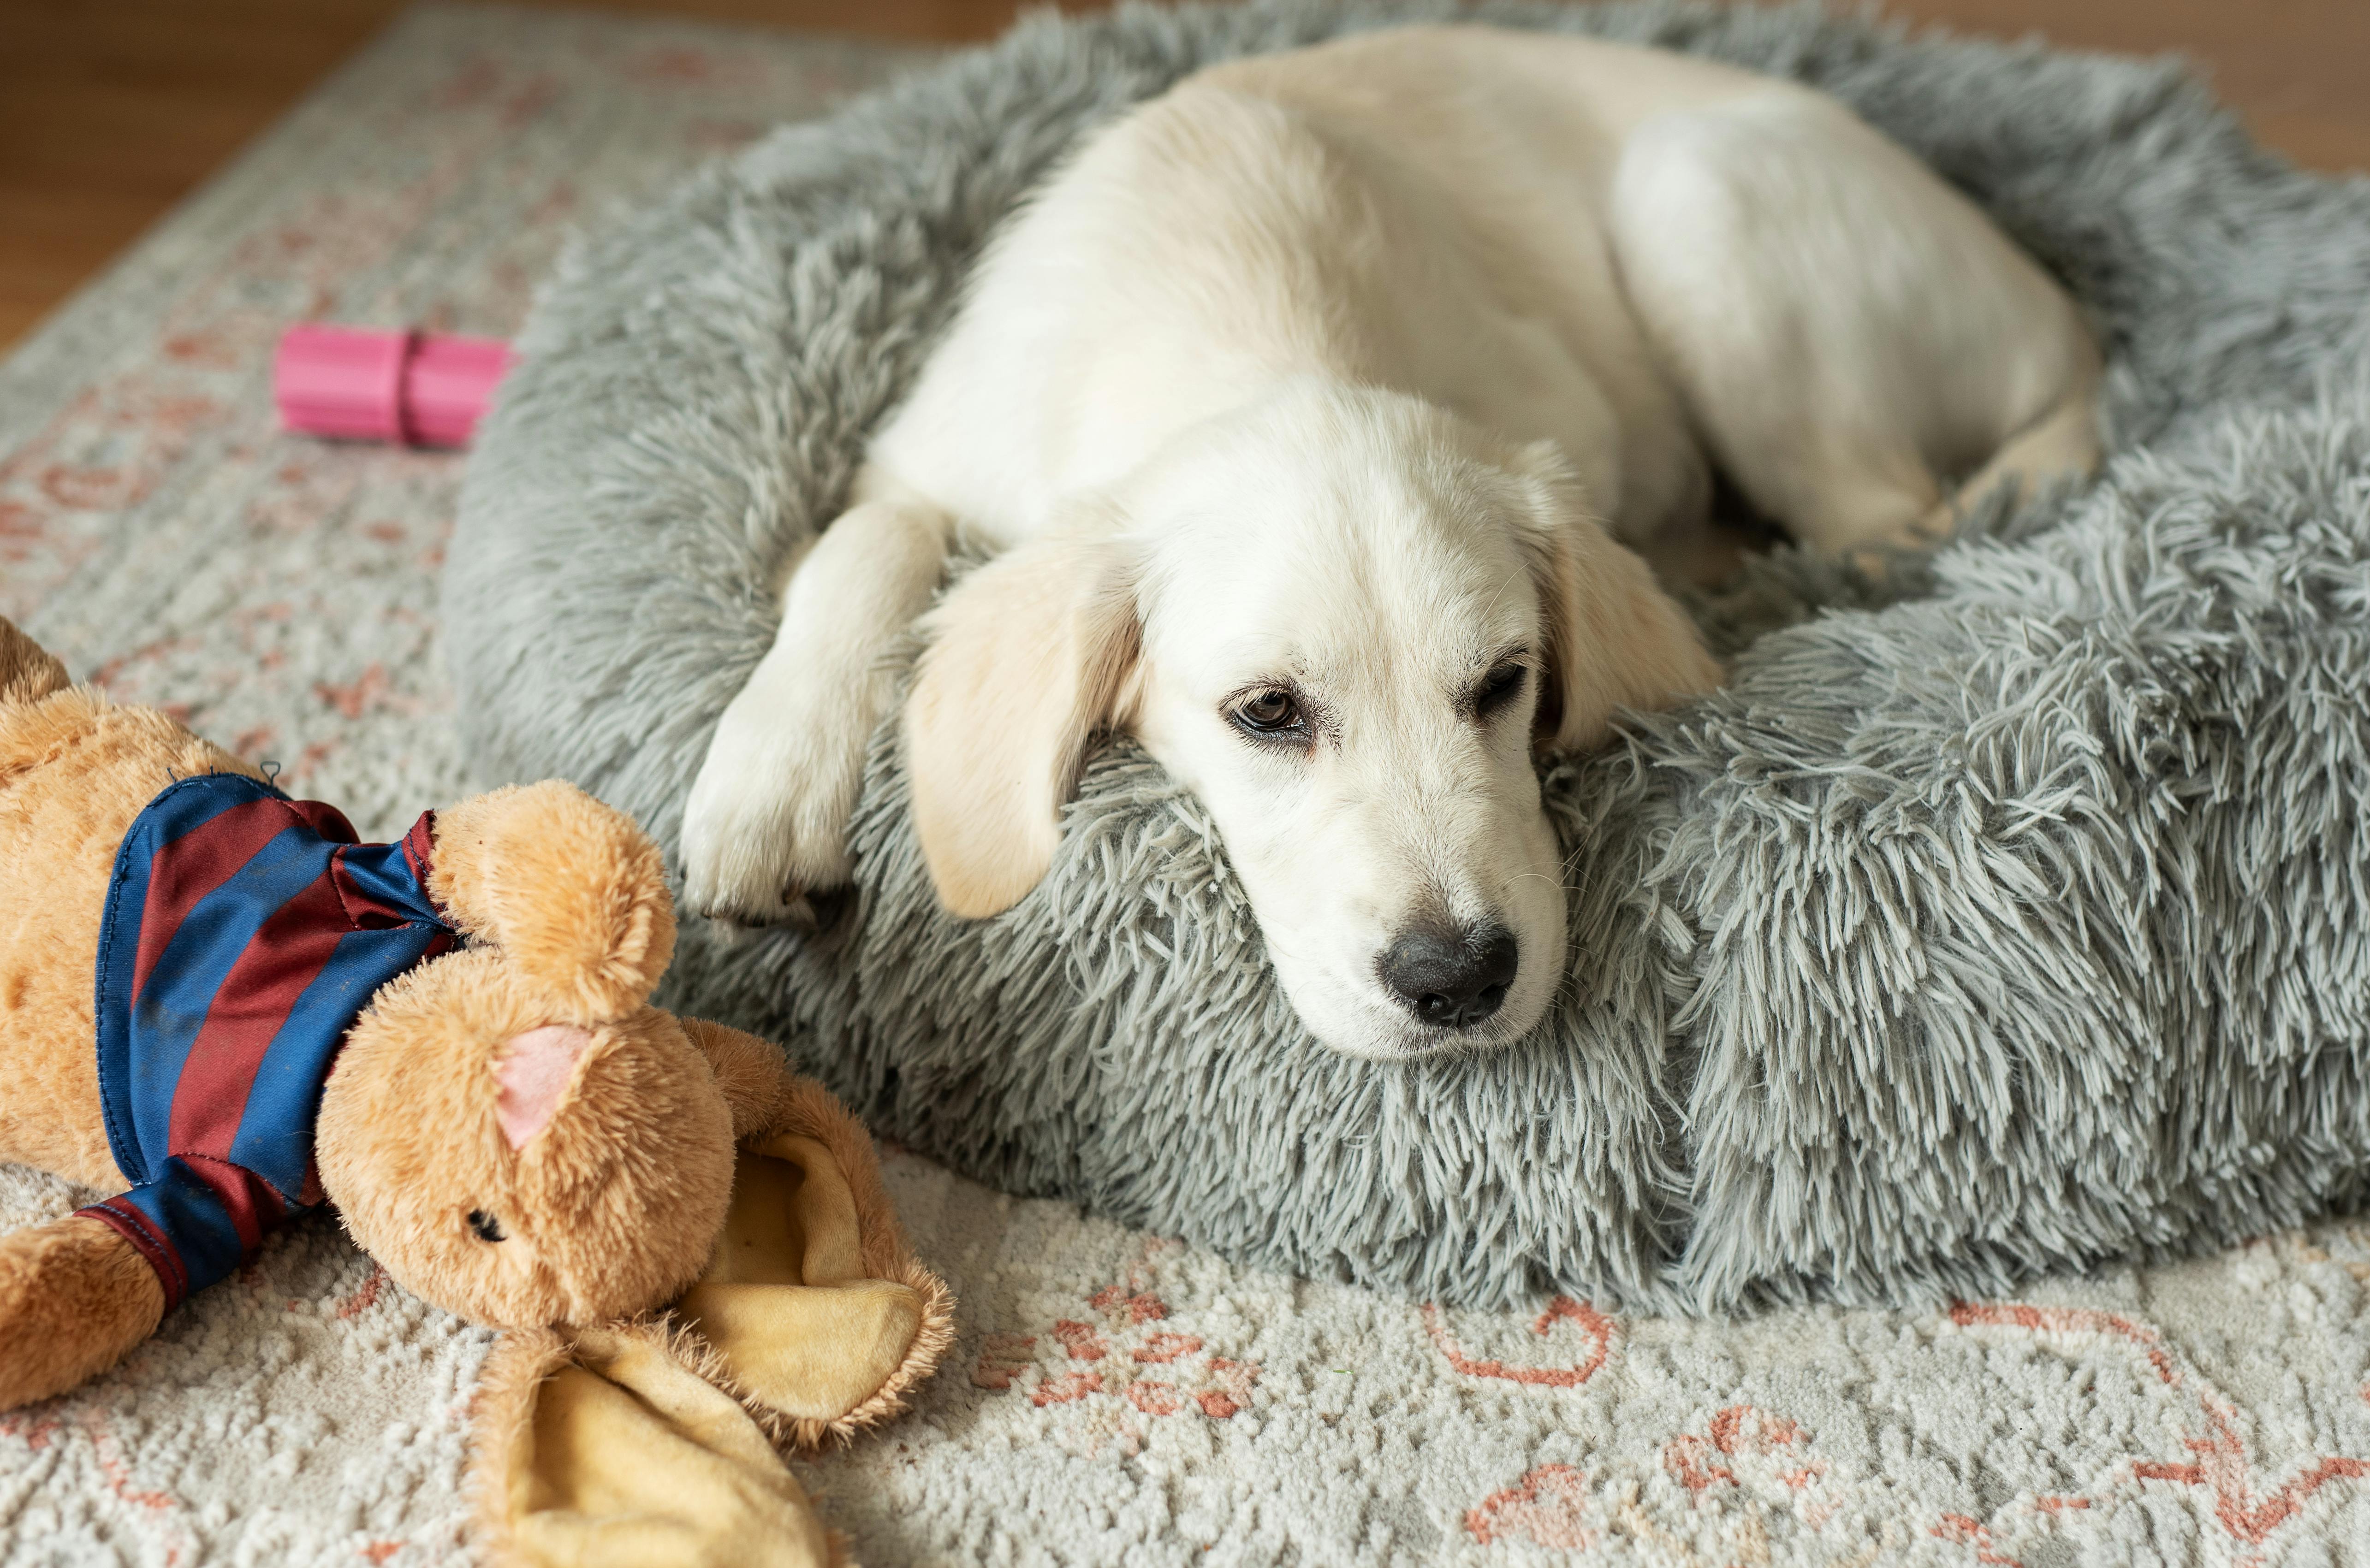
[1429, 1237, 2370, 1563]
[10, 3, 2370, 1564]
[969, 1238, 1264, 1456]
[812, 1159, 2370, 1564]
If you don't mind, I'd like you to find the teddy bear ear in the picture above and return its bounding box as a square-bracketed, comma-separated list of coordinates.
[495, 1024, 596, 1150]
[0, 617, 68, 708]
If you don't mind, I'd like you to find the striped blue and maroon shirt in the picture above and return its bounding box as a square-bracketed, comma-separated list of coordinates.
[77, 774, 456, 1311]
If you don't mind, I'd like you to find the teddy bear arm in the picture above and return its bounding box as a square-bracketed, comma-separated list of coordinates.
[425, 782, 677, 1021]
[677, 1017, 793, 1141]
[0, 1212, 166, 1410]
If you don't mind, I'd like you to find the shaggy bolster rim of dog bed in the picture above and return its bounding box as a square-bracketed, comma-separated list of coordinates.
[446, 0, 2370, 1313]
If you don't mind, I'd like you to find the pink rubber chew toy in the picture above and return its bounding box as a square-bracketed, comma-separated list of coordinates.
[274, 325, 513, 449]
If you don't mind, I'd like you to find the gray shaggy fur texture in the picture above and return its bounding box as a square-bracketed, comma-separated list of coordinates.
[445, 0, 2370, 1312]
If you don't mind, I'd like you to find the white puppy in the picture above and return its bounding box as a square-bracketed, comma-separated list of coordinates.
[681, 26, 2099, 1060]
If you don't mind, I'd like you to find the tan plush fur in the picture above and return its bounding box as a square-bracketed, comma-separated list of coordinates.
[0, 679, 260, 1189]
[462, 1044, 956, 1566]
[679, 1018, 794, 1140]
[720, 1054, 958, 1450]
[467, 1320, 857, 1568]
[0, 1214, 167, 1409]
[466, 1324, 576, 1566]
[0, 619, 68, 709]
[317, 966, 737, 1329]
[0, 614, 919, 1412]
[788, 1258, 956, 1453]
[428, 782, 678, 1022]
[679, 1252, 955, 1456]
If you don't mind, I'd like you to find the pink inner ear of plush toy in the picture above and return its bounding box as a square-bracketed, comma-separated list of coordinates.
[495, 1025, 595, 1150]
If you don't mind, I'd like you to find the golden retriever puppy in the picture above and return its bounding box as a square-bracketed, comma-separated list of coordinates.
[683, 27, 2099, 1059]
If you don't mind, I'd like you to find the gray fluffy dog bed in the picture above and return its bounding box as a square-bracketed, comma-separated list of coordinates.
[445, 0, 2370, 1312]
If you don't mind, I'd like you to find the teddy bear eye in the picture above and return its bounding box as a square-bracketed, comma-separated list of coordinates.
[467, 1209, 506, 1243]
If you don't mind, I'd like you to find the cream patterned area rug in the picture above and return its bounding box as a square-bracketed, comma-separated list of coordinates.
[5, 7, 2370, 1564]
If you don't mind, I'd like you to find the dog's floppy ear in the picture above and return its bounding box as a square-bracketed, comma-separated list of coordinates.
[1507, 440, 1723, 753]
[902, 516, 1139, 918]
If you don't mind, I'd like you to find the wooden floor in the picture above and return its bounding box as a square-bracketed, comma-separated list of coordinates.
[5, 0, 2368, 350]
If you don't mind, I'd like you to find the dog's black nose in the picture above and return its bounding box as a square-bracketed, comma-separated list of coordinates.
[1378, 922, 1519, 1030]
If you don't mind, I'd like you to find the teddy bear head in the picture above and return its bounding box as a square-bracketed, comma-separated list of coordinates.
[313, 782, 737, 1328]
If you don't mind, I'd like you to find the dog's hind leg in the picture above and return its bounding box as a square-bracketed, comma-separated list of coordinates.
[1913, 373, 2103, 539]
[681, 470, 955, 926]
[1607, 92, 2100, 558]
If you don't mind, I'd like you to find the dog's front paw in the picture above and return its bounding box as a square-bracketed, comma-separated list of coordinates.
[680, 697, 860, 928]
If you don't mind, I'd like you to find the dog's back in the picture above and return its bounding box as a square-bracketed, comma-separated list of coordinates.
[877, 29, 1743, 542]
[875, 25, 2094, 554]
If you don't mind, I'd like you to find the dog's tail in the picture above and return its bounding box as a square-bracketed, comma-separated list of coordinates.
[0, 616, 68, 709]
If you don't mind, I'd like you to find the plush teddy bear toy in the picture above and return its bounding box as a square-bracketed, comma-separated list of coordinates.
[0, 614, 793, 1410]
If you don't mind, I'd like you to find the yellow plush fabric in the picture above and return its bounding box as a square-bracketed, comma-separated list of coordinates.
[494, 1325, 838, 1568]
[472, 1084, 954, 1567]
[677, 1135, 925, 1421]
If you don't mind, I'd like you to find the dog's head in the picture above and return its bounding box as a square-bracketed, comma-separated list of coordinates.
[903, 382, 1719, 1059]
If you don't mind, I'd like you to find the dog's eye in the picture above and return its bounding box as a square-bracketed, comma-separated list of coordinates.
[1475, 662, 1528, 718]
[467, 1209, 506, 1243]
[1234, 688, 1302, 734]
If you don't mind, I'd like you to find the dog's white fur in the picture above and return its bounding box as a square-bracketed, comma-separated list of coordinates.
[682, 27, 2100, 1060]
